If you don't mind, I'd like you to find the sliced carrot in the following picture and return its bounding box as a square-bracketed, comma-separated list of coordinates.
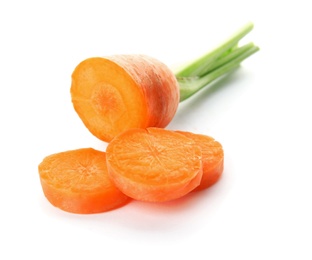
[176, 131, 224, 191]
[70, 55, 180, 142]
[106, 127, 203, 202]
[38, 148, 131, 214]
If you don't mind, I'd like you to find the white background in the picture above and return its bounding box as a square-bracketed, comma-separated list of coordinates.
[1, 0, 311, 259]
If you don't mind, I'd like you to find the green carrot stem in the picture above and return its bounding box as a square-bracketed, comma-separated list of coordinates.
[178, 44, 259, 102]
[206, 42, 256, 73]
[175, 22, 254, 78]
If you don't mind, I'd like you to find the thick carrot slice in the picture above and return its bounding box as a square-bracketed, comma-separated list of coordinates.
[71, 55, 180, 142]
[176, 131, 224, 191]
[38, 148, 131, 214]
[106, 127, 203, 202]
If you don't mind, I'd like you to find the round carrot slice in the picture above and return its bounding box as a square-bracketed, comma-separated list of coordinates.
[70, 55, 180, 142]
[38, 148, 131, 214]
[176, 131, 224, 191]
[106, 127, 203, 202]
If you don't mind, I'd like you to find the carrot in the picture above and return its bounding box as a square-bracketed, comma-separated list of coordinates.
[38, 148, 131, 214]
[71, 23, 259, 142]
[176, 131, 224, 191]
[106, 127, 203, 202]
[71, 55, 180, 142]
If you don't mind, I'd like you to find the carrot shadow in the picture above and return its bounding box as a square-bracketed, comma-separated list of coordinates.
[40, 180, 225, 238]
[104, 181, 225, 234]
[171, 68, 245, 126]
[131, 174, 225, 214]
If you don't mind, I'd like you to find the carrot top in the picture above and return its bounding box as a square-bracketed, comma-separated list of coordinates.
[175, 22, 259, 101]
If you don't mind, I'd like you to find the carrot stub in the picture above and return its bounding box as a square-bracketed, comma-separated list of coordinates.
[106, 127, 203, 202]
[71, 55, 180, 142]
[70, 24, 259, 143]
[38, 148, 131, 214]
[176, 131, 224, 191]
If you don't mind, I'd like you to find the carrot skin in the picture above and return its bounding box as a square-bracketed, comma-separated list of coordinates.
[109, 55, 180, 128]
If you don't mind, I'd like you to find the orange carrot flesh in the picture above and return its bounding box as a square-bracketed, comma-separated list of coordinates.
[38, 148, 131, 214]
[176, 131, 224, 191]
[71, 55, 180, 142]
[106, 127, 203, 202]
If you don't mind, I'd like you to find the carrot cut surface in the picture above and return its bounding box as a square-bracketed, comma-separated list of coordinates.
[106, 127, 203, 202]
[176, 131, 224, 191]
[71, 55, 180, 142]
[38, 148, 131, 214]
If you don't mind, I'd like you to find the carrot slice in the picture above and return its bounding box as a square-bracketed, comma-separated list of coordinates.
[70, 55, 180, 142]
[106, 127, 203, 202]
[176, 131, 224, 191]
[38, 148, 131, 214]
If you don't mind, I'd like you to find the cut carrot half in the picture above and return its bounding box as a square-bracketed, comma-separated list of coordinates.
[106, 127, 203, 202]
[38, 148, 131, 214]
[70, 55, 180, 142]
[176, 131, 224, 191]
